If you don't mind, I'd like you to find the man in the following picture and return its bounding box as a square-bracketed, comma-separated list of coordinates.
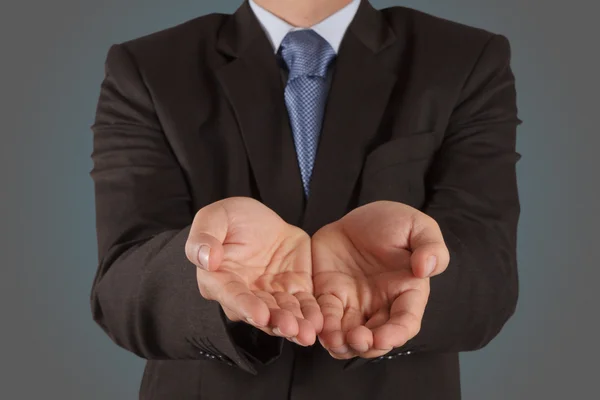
[90, 0, 521, 398]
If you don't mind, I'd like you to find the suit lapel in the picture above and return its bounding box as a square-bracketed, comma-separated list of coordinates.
[216, 1, 305, 226]
[301, 0, 399, 235]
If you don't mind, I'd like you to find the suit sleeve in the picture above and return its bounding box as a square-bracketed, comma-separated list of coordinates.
[403, 33, 522, 354]
[89, 43, 259, 374]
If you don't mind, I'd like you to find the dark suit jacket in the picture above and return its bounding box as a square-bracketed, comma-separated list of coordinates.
[90, 1, 521, 399]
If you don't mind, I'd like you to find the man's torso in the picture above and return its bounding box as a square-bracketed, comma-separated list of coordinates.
[117, 1, 496, 398]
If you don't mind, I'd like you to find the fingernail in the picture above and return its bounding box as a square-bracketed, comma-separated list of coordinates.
[272, 327, 286, 337]
[246, 317, 266, 328]
[290, 337, 302, 345]
[331, 345, 349, 354]
[197, 245, 210, 270]
[350, 343, 369, 353]
[425, 255, 437, 276]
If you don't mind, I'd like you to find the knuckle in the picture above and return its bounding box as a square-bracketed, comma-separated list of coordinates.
[281, 302, 299, 311]
[272, 292, 288, 301]
[280, 308, 295, 318]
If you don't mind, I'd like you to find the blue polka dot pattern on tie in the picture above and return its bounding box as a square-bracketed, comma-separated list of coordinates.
[280, 29, 336, 197]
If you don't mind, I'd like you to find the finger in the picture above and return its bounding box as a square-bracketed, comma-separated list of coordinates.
[273, 293, 315, 345]
[317, 294, 349, 357]
[372, 287, 428, 350]
[252, 290, 281, 334]
[409, 217, 450, 278]
[254, 290, 280, 310]
[273, 292, 303, 319]
[295, 292, 324, 334]
[186, 203, 229, 271]
[365, 308, 389, 330]
[254, 291, 299, 337]
[346, 325, 372, 355]
[269, 308, 299, 338]
[340, 308, 366, 356]
[244, 291, 287, 337]
[325, 348, 356, 360]
[216, 279, 270, 326]
[293, 318, 316, 346]
[358, 310, 397, 359]
[346, 308, 389, 357]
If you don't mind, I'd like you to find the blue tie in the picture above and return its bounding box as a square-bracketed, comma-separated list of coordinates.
[280, 30, 336, 197]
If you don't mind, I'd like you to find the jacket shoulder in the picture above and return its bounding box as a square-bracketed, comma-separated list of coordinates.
[381, 6, 502, 50]
[379, 6, 513, 85]
[100, 12, 230, 83]
[116, 13, 228, 60]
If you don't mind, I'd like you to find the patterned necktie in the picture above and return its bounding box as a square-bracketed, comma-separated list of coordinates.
[280, 29, 336, 197]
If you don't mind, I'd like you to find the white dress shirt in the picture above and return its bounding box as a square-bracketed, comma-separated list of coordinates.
[248, 0, 361, 54]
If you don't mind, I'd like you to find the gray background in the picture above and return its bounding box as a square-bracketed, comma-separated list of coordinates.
[1, 0, 597, 399]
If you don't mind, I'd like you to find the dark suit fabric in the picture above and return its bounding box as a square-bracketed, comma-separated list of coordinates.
[90, 0, 521, 399]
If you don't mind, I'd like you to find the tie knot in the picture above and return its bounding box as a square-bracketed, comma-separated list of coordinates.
[279, 30, 336, 80]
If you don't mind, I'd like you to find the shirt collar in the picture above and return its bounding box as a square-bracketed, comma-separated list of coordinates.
[248, 0, 361, 54]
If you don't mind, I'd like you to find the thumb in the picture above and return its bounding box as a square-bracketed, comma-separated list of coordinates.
[185, 202, 228, 271]
[409, 217, 450, 278]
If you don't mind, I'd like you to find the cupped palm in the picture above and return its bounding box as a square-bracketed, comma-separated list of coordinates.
[312, 201, 448, 359]
[187, 197, 322, 345]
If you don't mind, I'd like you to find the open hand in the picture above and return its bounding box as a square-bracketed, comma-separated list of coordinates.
[312, 201, 449, 359]
[185, 197, 322, 346]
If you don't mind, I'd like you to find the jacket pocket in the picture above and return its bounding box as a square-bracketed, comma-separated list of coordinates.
[362, 131, 438, 177]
